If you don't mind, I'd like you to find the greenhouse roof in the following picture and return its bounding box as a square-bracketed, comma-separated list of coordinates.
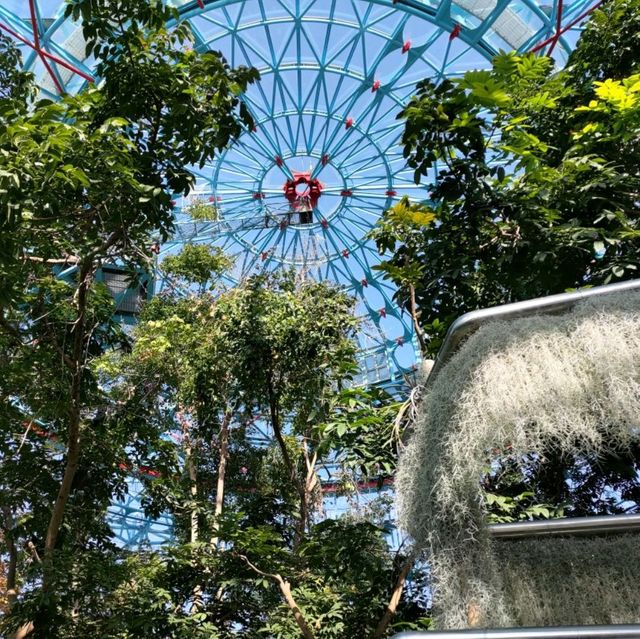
[0, 0, 601, 381]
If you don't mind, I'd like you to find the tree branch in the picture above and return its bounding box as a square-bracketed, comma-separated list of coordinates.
[1, 507, 18, 611]
[237, 555, 317, 639]
[408, 283, 427, 357]
[371, 550, 418, 639]
[266, 380, 296, 482]
[22, 255, 80, 265]
[181, 414, 199, 546]
[211, 404, 235, 548]
[10, 622, 34, 639]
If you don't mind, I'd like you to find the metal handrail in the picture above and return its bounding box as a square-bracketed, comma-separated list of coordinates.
[393, 625, 640, 639]
[427, 279, 640, 386]
[488, 513, 640, 539]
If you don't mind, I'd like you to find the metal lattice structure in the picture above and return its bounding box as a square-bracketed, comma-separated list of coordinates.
[2, 0, 602, 547]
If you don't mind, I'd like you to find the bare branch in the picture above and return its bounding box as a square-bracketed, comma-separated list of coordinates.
[237, 555, 317, 639]
[22, 255, 80, 265]
[371, 550, 419, 639]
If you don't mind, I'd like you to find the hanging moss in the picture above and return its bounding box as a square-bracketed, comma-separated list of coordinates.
[494, 535, 640, 625]
[396, 291, 640, 628]
[427, 535, 640, 628]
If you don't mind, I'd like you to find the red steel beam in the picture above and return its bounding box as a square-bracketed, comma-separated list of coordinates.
[530, 0, 605, 54]
[0, 20, 94, 84]
[546, 0, 564, 56]
[29, 0, 64, 94]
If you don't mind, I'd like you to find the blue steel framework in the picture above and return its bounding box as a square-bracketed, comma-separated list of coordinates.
[2, 0, 598, 547]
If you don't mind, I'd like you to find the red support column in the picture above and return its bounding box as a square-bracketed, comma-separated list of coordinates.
[0, 21, 94, 84]
[29, 0, 64, 94]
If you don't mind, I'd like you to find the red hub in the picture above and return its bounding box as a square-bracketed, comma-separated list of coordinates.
[283, 172, 323, 211]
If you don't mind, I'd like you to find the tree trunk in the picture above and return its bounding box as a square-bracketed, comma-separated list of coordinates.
[239, 555, 317, 639]
[18, 264, 93, 639]
[183, 418, 199, 545]
[1, 508, 18, 611]
[267, 385, 296, 483]
[14, 233, 119, 639]
[408, 283, 427, 357]
[43, 263, 92, 586]
[11, 622, 34, 639]
[181, 413, 204, 610]
[277, 577, 317, 639]
[371, 552, 417, 639]
[295, 444, 318, 546]
[187, 451, 199, 544]
[6, 536, 17, 610]
[266, 385, 310, 546]
[211, 406, 233, 548]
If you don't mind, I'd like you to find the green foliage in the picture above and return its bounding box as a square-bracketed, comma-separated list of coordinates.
[483, 491, 560, 524]
[65, 0, 259, 165]
[95, 273, 429, 638]
[481, 445, 640, 523]
[0, 1, 260, 635]
[372, 4, 640, 357]
[0, 34, 33, 103]
[185, 198, 220, 221]
[0, 0, 258, 301]
[318, 387, 404, 478]
[566, 0, 640, 88]
[162, 244, 233, 289]
[388, 9, 640, 618]
[0, 274, 152, 634]
[218, 271, 359, 420]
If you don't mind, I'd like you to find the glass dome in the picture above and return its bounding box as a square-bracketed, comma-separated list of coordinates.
[0, 0, 599, 380]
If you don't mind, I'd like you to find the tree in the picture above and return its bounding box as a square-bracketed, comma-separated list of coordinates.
[0, 10, 428, 635]
[372, 1, 640, 359]
[0, 34, 33, 102]
[96, 258, 429, 638]
[0, 3, 257, 634]
[371, 0, 640, 520]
